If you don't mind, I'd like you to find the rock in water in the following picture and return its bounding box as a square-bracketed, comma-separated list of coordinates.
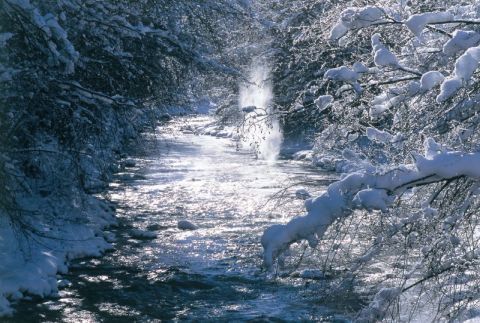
[123, 159, 136, 167]
[129, 229, 157, 240]
[295, 188, 311, 200]
[177, 220, 197, 230]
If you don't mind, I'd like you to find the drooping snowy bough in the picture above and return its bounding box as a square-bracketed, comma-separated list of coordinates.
[263, 2, 480, 320]
[262, 139, 480, 270]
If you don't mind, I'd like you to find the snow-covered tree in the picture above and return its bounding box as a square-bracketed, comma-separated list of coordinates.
[261, 1, 480, 320]
[0, 0, 254, 315]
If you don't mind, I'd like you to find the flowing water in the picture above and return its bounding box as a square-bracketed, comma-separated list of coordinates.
[9, 116, 348, 322]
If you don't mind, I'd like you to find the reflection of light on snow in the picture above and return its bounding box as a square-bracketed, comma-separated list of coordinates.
[239, 61, 283, 162]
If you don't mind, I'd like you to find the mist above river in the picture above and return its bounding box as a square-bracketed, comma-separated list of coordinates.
[239, 61, 283, 162]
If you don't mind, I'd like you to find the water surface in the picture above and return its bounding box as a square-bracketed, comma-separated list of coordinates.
[10, 117, 345, 322]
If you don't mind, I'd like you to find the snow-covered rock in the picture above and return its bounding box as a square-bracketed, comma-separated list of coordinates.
[295, 188, 311, 200]
[177, 220, 197, 231]
[123, 159, 136, 167]
[0, 200, 115, 316]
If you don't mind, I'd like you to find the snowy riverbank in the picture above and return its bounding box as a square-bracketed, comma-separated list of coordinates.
[0, 197, 116, 316]
[0, 107, 174, 316]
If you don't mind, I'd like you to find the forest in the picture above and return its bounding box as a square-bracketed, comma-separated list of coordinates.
[1, 0, 480, 321]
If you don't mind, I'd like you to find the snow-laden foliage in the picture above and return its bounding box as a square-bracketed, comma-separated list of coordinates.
[260, 0, 480, 320]
[329, 6, 386, 40]
[0, 0, 253, 315]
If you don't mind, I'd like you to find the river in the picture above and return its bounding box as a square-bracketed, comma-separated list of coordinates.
[8, 116, 349, 322]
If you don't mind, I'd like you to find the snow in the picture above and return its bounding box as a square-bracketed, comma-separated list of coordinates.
[422, 206, 439, 219]
[330, 6, 385, 40]
[0, 68, 17, 83]
[371, 34, 399, 67]
[368, 80, 422, 118]
[353, 188, 394, 212]
[261, 138, 480, 270]
[437, 46, 480, 102]
[405, 12, 454, 37]
[194, 120, 238, 139]
[324, 66, 362, 93]
[414, 150, 480, 179]
[12, 0, 78, 74]
[194, 97, 216, 114]
[366, 127, 394, 143]
[405, 81, 421, 96]
[329, 21, 349, 40]
[57, 279, 72, 288]
[370, 128, 393, 144]
[292, 150, 313, 161]
[423, 137, 446, 159]
[443, 30, 480, 57]
[353, 62, 369, 73]
[324, 66, 358, 83]
[454, 46, 480, 79]
[103, 231, 117, 242]
[436, 77, 462, 103]
[177, 220, 197, 231]
[420, 71, 444, 91]
[370, 93, 402, 118]
[314, 95, 333, 112]
[0, 198, 115, 316]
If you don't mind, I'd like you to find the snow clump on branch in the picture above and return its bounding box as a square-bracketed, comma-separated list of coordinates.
[371, 33, 399, 67]
[437, 46, 480, 102]
[329, 6, 386, 40]
[324, 66, 363, 93]
[420, 71, 445, 91]
[404, 12, 454, 37]
[261, 138, 480, 270]
[443, 30, 480, 57]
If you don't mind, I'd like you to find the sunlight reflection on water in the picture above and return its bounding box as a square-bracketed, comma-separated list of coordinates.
[10, 116, 343, 322]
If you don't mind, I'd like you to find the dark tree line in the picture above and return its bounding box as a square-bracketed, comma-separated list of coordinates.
[0, 0, 253, 244]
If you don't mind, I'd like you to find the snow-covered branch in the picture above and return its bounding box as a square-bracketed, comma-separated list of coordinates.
[262, 139, 480, 270]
